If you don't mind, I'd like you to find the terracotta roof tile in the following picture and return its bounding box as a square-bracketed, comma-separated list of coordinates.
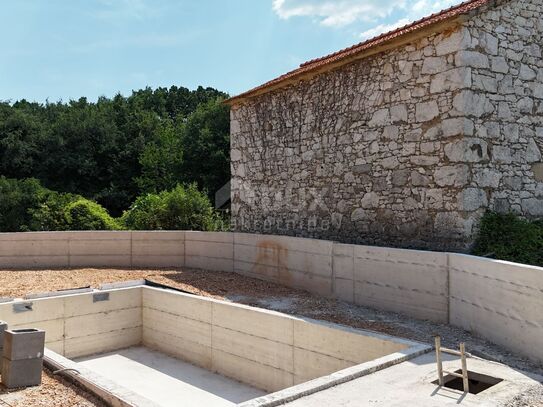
[227, 0, 495, 104]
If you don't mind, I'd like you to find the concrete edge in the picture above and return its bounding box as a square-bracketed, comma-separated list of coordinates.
[238, 343, 432, 407]
[24, 288, 94, 300]
[44, 348, 160, 407]
[99, 280, 147, 290]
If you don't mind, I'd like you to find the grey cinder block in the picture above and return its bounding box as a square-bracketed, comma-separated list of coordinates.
[0, 321, 7, 374]
[1, 357, 43, 388]
[3, 329, 45, 361]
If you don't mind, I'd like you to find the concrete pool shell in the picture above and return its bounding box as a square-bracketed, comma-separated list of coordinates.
[0, 284, 428, 406]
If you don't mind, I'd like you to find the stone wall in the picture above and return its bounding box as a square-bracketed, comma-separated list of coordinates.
[230, 0, 543, 251]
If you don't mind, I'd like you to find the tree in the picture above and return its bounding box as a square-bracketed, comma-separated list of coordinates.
[0, 177, 46, 232]
[180, 98, 230, 197]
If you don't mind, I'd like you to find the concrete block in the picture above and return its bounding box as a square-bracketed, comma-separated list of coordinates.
[69, 255, 131, 268]
[293, 347, 354, 385]
[3, 329, 45, 360]
[283, 270, 333, 297]
[185, 232, 233, 243]
[45, 340, 64, 355]
[0, 297, 65, 325]
[0, 256, 70, 269]
[234, 233, 333, 256]
[132, 255, 184, 268]
[333, 278, 354, 303]
[234, 253, 281, 281]
[143, 288, 212, 323]
[65, 308, 141, 339]
[143, 307, 211, 348]
[212, 348, 293, 393]
[293, 319, 407, 363]
[185, 241, 233, 259]
[0, 238, 69, 257]
[131, 233, 184, 257]
[131, 231, 185, 241]
[449, 254, 543, 362]
[332, 244, 354, 280]
[64, 326, 141, 359]
[64, 288, 142, 318]
[184, 255, 234, 272]
[212, 325, 294, 372]
[352, 245, 448, 322]
[0, 321, 7, 346]
[142, 327, 212, 369]
[212, 302, 293, 345]
[10, 319, 64, 344]
[68, 238, 131, 256]
[67, 231, 132, 241]
[0, 321, 6, 374]
[1, 357, 43, 388]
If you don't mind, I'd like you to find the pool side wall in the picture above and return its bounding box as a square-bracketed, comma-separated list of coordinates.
[0, 231, 542, 363]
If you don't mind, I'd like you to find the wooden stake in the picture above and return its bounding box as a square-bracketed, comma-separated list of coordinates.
[460, 343, 469, 393]
[435, 336, 444, 386]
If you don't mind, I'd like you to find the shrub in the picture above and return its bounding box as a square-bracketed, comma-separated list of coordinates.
[473, 212, 543, 267]
[64, 199, 122, 231]
[30, 191, 79, 231]
[0, 177, 48, 232]
[122, 184, 224, 231]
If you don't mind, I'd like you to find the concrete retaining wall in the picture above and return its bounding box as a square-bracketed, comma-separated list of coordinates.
[0, 288, 142, 358]
[1, 231, 542, 363]
[141, 287, 410, 392]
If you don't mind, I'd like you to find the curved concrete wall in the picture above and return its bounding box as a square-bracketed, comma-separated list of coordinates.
[0, 231, 542, 362]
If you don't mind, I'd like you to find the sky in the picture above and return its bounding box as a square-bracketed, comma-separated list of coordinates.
[0, 0, 460, 103]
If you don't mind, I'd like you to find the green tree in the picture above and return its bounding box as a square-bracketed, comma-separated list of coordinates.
[0, 177, 47, 232]
[136, 121, 184, 194]
[180, 98, 230, 197]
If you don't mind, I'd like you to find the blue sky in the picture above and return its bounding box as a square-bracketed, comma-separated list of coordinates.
[0, 0, 459, 103]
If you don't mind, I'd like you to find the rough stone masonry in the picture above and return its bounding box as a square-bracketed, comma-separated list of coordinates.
[229, 0, 543, 251]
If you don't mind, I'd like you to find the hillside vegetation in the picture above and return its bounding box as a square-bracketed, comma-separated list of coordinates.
[0, 86, 230, 232]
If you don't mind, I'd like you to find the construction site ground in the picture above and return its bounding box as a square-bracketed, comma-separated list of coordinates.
[0, 268, 541, 407]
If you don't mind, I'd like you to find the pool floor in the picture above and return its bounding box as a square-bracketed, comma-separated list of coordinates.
[76, 346, 266, 407]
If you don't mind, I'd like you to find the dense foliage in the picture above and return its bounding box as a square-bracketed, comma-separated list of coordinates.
[0, 177, 119, 231]
[0, 177, 223, 232]
[473, 212, 543, 267]
[122, 184, 225, 231]
[0, 86, 230, 216]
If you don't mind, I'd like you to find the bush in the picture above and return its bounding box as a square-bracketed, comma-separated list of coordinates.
[0, 177, 48, 232]
[122, 184, 224, 231]
[473, 212, 543, 267]
[30, 191, 79, 231]
[63, 199, 122, 231]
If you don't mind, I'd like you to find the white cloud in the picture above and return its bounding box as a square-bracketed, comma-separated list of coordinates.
[359, 18, 410, 40]
[273, 0, 460, 37]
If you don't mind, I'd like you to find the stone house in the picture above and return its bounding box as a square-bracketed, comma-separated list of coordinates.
[227, 0, 543, 251]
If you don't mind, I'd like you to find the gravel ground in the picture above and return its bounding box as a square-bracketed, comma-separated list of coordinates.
[502, 385, 543, 407]
[0, 267, 541, 406]
[0, 368, 107, 407]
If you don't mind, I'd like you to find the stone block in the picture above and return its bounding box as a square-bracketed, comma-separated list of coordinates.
[3, 329, 45, 361]
[1, 357, 43, 388]
[0, 321, 6, 374]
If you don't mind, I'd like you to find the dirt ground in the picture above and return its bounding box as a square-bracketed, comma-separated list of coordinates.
[0, 267, 542, 406]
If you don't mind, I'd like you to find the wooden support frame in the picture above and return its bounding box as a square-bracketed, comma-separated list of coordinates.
[435, 336, 470, 393]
